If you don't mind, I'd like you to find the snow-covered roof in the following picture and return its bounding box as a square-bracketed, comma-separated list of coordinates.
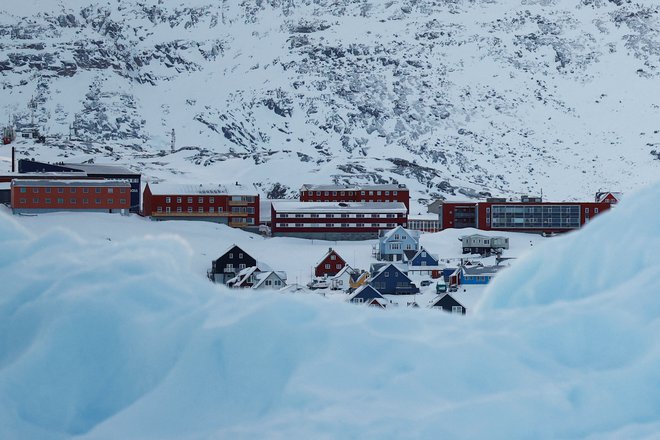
[314, 248, 345, 268]
[271, 201, 407, 213]
[12, 179, 130, 187]
[253, 271, 287, 289]
[1, 172, 89, 178]
[462, 265, 507, 276]
[301, 183, 408, 192]
[148, 182, 258, 196]
[380, 225, 420, 240]
[64, 163, 137, 175]
[331, 264, 354, 279]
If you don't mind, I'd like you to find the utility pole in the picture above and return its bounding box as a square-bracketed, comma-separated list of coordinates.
[170, 128, 176, 152]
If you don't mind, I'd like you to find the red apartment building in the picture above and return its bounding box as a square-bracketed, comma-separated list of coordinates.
[271, 201, 408, 240]
[142, 183, 259, 229]
[10, 179, 131, 214]
[438, 192, 619, 234]
[300, 184, 410, 211]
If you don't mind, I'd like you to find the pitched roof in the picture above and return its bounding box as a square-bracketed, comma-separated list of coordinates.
[348, 285, 385, 302]
[331, 264, 354, 279]
[369, 263, 410, 281]
[462, 265, 507, 277]
[407, 246, 439, 265]
[253, 271, 287, 289]
[226, 266, 261, 287]
[314, 248, 346, 268]
[381, 225, 420, 241]
[429, 293, 465, 309]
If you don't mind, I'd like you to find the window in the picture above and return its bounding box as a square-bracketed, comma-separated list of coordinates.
[176, 207, 182, 213]
[385, 271, 389, 277]
[210, 197, 215, 203]
[83, 199, 89, 204]
[393, 191, 398, 195]
[83, 188, 89, 194]
[336, 264, 341, 269]
[177, 197, 182, 203]
[331, 255, 336, 260]
[595, 208, 599, 214]
[377, 191, 381, 195]
[198, 207, 204, 213]
[108, 188, 113, 194]
[32, 188, 38, 193]
[45, 188, 51, 193]
[95, 188, 101, 194]
[57, 198, 64, 204]
[20, 188, 26, 193]
[166, 197, 171, 203]
[120, 199, 126, 204]
[239, 264, 246, 269]
[57, 188, 64, 194]
[209, 207, 215, 213]
[295, 213, 304, 218]
[157, 207, 163, 213]
[332, 191, 337, 196]
[238, 253, 243, 258]
[32, 197, 39, 203]
[326, 214, 334, 218]
[311, 213, 319, 218]
[325, 264, 331, 269]
[120, 188, 126, 193]
[45, 198, 51, 204]
[198, 197, 204, 203]
[19, 198, 26, 203]
[70, 198, 76, 204]
[107, 199, 113, 204]
[385, 191, 390, 195]
[187, 197, 193, 203]
[95, 199, 101, 204]
[369, 191, 374, 196]
[187, 207, 193, 213]
[452, 306, 463, 314]
[229, 253, 234, 259]
[361, 191, 365, 195]
[166, 207, 171, 213]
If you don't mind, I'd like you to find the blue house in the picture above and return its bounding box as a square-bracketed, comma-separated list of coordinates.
[368, 264, 420, 295]
[348, 285, 386, 304]
[460, 265, 507, 285]
[429, 294, 466, 315]
[406, 247, 440, 267]
[377, 226, 420, 262]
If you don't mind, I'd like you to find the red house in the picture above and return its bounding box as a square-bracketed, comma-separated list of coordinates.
[300, 184, 410, 211]
[438, 192, 620, 234]
[314, 248, 347, 277]
[10, 179, 131, 214]
[142, 183, 259, 229]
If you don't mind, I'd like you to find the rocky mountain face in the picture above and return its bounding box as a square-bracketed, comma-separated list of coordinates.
[1, 0, 659, 205]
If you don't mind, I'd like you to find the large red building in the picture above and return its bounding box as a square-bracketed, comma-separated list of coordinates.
[438, 192, 619, 234]
[10, 179, 131, 214]
[271, 201, 408, 240]
[142, 183, 259, 229]
[300, 184, 410, 211]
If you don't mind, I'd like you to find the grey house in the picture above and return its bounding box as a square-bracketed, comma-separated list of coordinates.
[460, 234, 509, 256]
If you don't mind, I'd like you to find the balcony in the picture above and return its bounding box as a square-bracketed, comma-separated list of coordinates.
[151, 211, 247, 217]
[228, 200, 249, 206]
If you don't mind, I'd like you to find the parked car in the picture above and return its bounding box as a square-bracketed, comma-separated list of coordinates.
[307, 278, 330, 290]
[420, 280, 432, 287]
[448, 284, 458, 292]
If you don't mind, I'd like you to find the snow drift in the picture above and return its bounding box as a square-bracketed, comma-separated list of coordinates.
[1, 183, 660, 439]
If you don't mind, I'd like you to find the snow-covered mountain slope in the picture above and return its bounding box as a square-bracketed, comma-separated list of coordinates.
[1, 165, 660, 440]
[1, 0, 659, 206]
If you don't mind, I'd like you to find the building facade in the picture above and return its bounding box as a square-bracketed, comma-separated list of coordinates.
[377, 226, 420, 261]
[314, 248, 347, 277]
[143, 183, 259, 229]
[438, 193, 619, 234]
[271, 201, 408, 240]
[208, 245, 257, 284]
[300, 184, 410, 211]
[16, 159, 142, 213]
[10, 179, 131, 214]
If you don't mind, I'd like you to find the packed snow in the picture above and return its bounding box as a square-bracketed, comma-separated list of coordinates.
[1, 181, 659, 439]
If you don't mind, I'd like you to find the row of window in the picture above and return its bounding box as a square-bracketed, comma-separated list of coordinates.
[19, 187, 124, 194]
[18, 198, 125, 205]
[163, 196, 255, 204]
[156, 206, 254, 214]
[304, 190, 400, 196]
[324, 263, 343, 270]
[277, 223, 399, 229]
[278, 213, 403, 218]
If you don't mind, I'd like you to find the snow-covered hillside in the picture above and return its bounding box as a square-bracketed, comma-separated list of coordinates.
[1, 164, 659, 439]
[1, 0, 659, 205]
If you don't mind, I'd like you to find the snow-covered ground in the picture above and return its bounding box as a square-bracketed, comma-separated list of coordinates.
[1, 181, 659, 439]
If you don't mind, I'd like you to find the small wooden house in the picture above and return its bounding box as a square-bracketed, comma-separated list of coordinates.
[348, 285, 385, 304]
[208, 245, 257, 284]
[377, 226, 420, 261]
[253, 271, 287, 290]
[368, 264, 419, 295]
[429, 294, 466, 315]
[314, 248, 347, 277]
